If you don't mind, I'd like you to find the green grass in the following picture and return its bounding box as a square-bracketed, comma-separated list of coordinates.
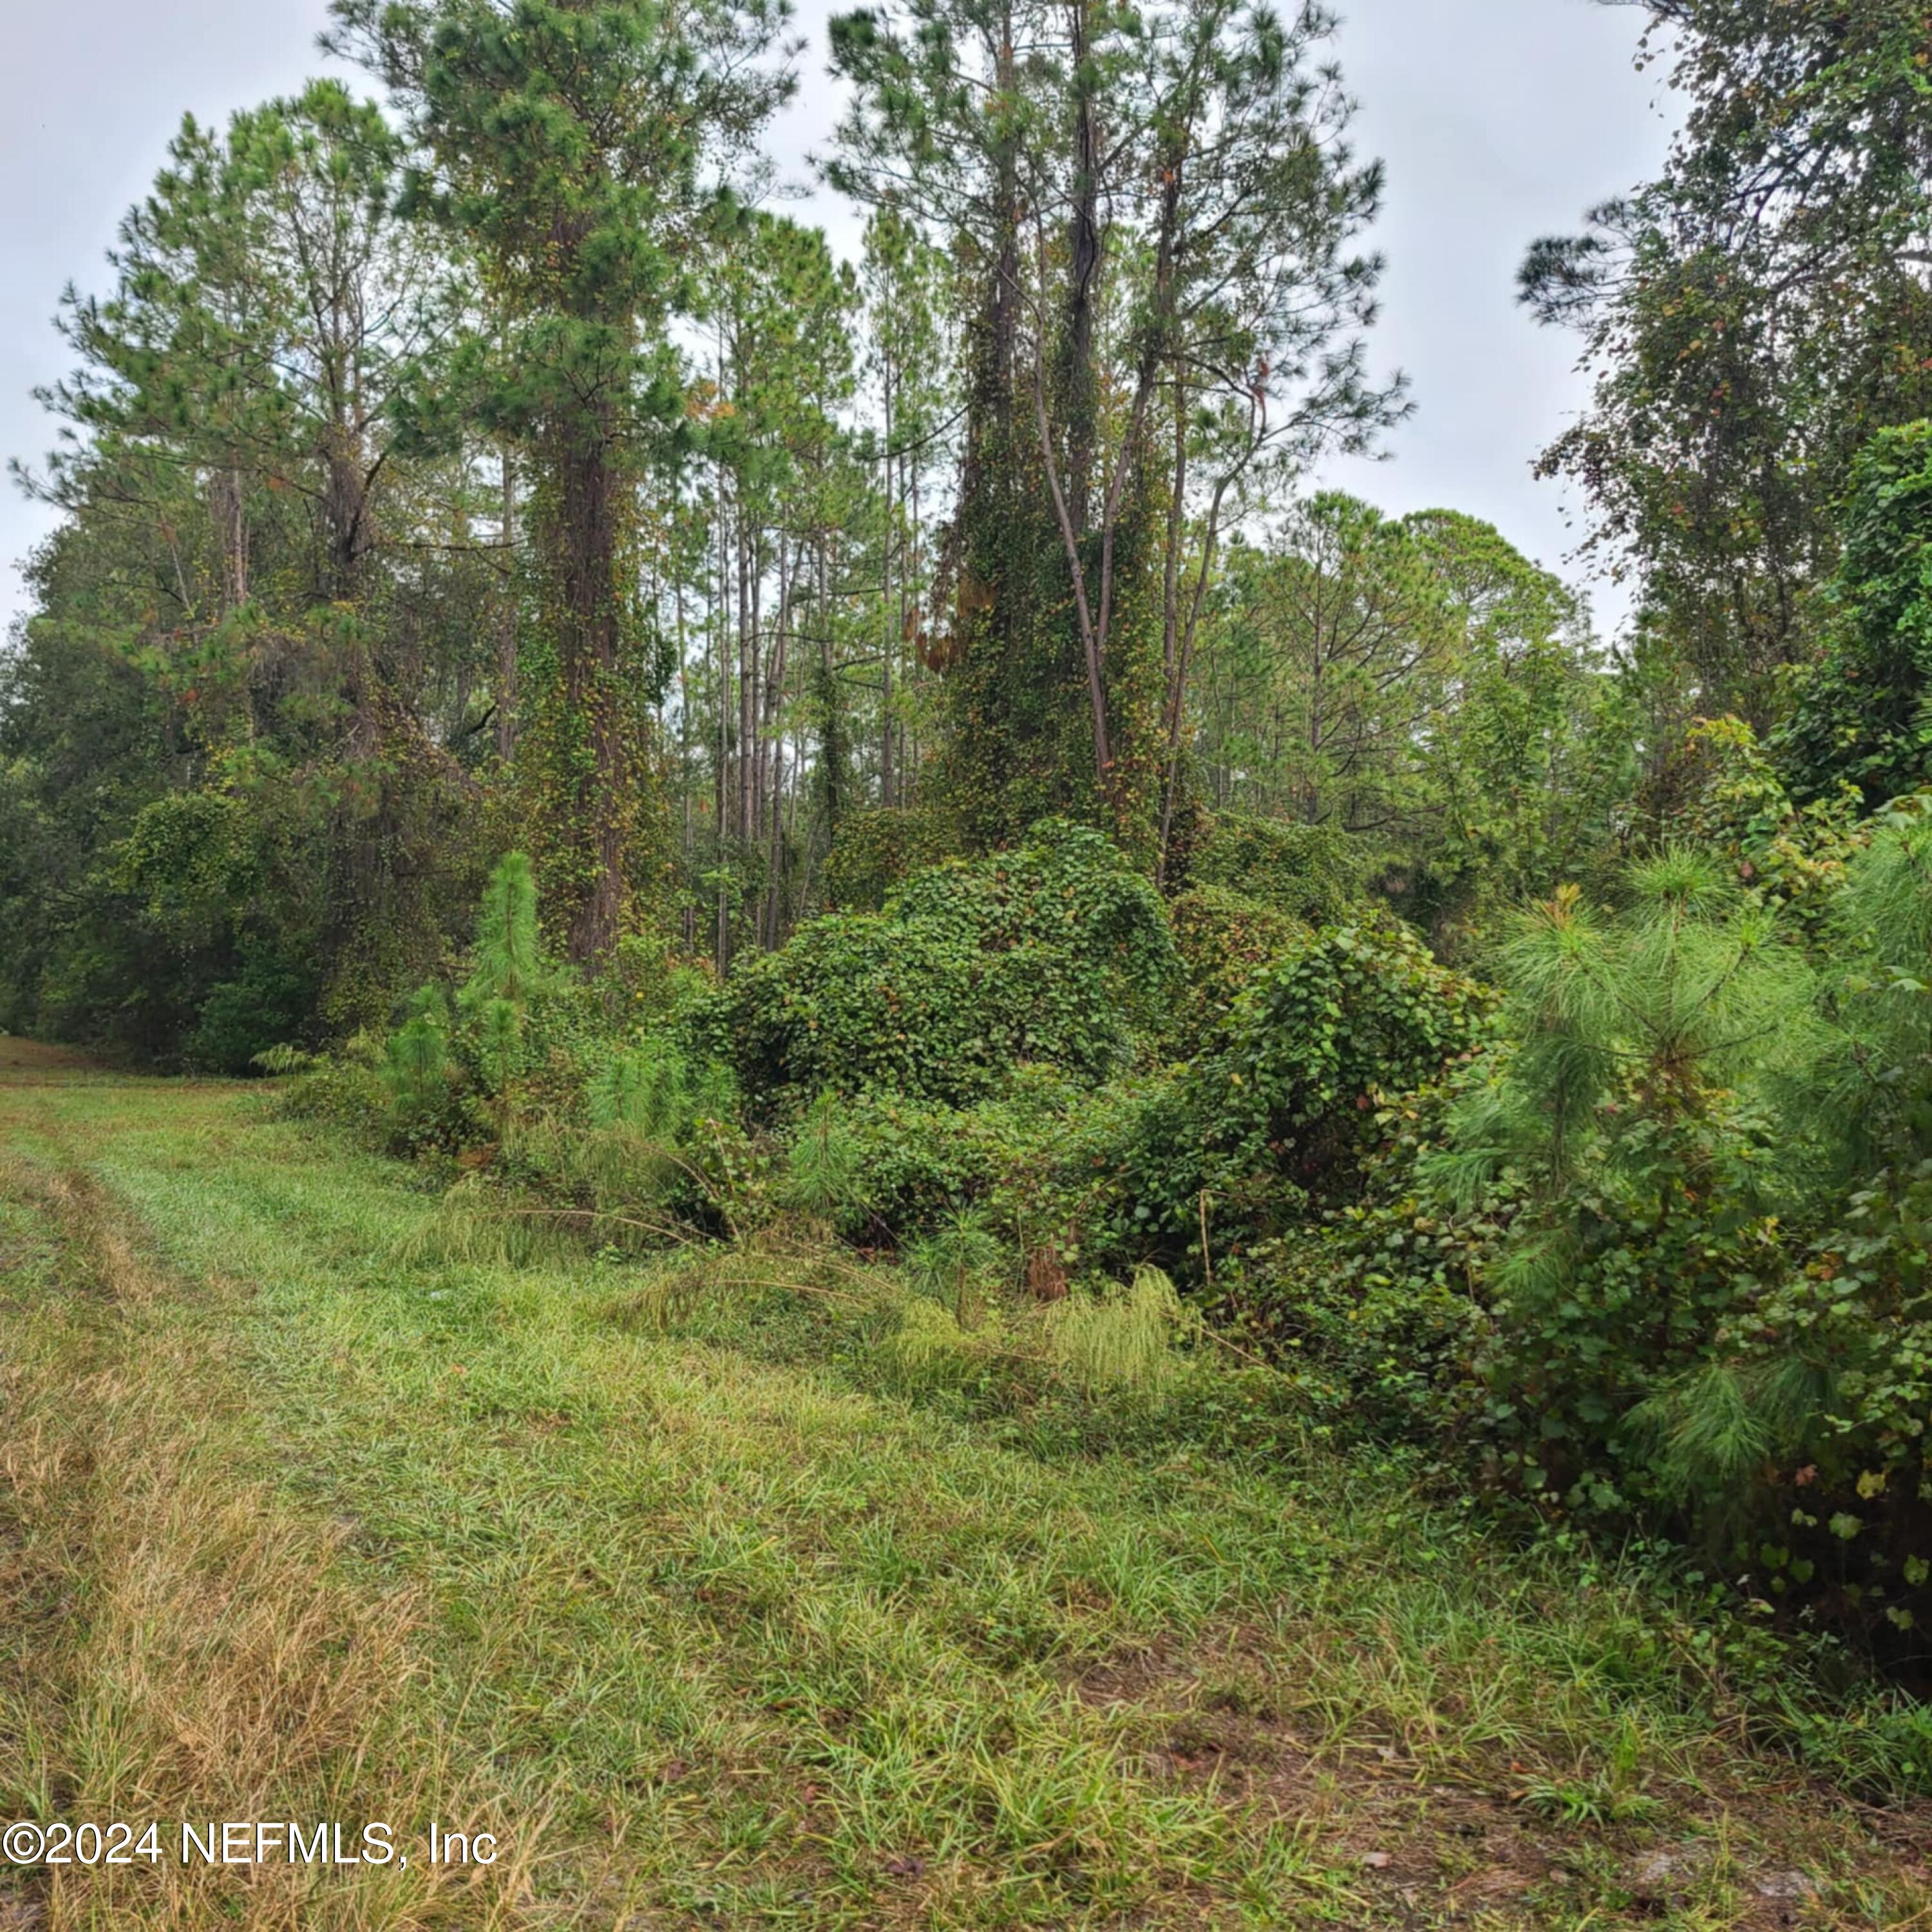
[0, 1050, 1926, 1928]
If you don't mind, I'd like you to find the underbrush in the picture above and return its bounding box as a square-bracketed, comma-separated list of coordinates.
[270, 805, 1932, 1791]
[350, 1147, 1932, 1807]
[21, 1075, 1932, 1925]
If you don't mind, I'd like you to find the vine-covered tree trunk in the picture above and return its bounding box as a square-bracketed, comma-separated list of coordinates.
[545, 410, 629, 963]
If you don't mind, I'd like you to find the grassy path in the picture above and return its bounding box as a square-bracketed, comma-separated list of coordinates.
[0, 1049, 1925, 1929]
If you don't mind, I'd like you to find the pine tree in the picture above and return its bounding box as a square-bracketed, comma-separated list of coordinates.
[830, 0, 1400, 857]
[464, 851, 545, 1008]
[328, 0, 795, 960]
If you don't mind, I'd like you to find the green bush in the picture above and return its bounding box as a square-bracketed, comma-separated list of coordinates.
[1187, 914, 1490, 1197]
[841, 1092, 1003, 1236]
[1224, 840, 1932, 1647]
[1778, 422, 1932, 810]
[706, 819, 1178, 1111]
[185, 943, 323, 1075]
[1164, 885, 1310, 1057]
[822, 804, 953, 912]
[703, 913, 1001, 1108]
[1042, 917, 1494, 1281]
[1186, 811, 1368, 925]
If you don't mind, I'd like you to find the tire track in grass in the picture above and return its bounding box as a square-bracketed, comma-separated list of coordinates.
[10, 1071, 1932, 1929]
[34, 1089, 1362, 1926]
[0, 1146, 538, 1931]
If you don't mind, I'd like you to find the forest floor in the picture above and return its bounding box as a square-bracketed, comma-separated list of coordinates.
[0, 1052, 1928, 1930]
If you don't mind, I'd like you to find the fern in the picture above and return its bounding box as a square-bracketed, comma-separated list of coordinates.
[251, 1043, 317, 1075]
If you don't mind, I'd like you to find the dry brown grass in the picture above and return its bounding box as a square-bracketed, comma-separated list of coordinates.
[0, 1157, 533, 1930]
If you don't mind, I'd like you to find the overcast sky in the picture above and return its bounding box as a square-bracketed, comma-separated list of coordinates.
[0, 0, 1677, 638]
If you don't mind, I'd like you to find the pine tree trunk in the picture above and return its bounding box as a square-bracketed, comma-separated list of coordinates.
[554, 420, 626, 963]
[497, 448, 517, 764]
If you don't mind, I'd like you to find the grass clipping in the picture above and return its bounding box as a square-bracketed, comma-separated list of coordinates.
[884, 1265, 1201, 1397]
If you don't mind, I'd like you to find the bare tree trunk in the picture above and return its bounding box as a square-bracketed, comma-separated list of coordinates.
[819, 536, 842, 842]
[737, 513, 755, 846]
[905, 457, 920, 795]
[881, 359, 896, 810]
[764, 542, 795, 946]
[1032, 363, 1112, 780]
[677, 569, 696, 951]
[1061, 0, 1102, 535]
[213, 462, 250, 615]
[715, 441, 732, 974]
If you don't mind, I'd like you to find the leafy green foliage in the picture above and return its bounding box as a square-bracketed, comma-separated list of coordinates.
[831, 0, 1401, 858]
[1162, 884, 1309, 1058]
[328, 0, 793, 960]
[1683, 716, 1867, 925]
[187, 947, 325, 1076]
[821, 805, 953, 913]
[707, 820, 1178, 1110]
[1524, 0, 1932, 717]
[1188, 916, 1491, 1198]
[1048, 916, 1493, 1282]
[1383, 860, 1817, 1519]
[1221, 831, 1932, 1643]
[1190, 510, 1631, 934]
[1779, 423, 1932, 809]
[383, 989, 462, 1144]
[1197, 502, 1455, 838]
[28, 0, 1932, 1736]
[1184, 811, 1366, 924]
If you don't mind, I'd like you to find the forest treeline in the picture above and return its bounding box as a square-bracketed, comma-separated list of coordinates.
[10, 0, 1932, 1714]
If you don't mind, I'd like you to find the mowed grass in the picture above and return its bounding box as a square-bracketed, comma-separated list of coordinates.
[0, 1058, 1927, 1928]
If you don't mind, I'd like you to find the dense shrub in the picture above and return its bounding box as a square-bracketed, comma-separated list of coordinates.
[1188, 915, 1490, 1197]
[187, 944, 324, 1074]
[703, 914, 1003, 1110]
[840, 1091, 1009, 1237]
[1185, 811, 1368, 924]
[887, 817, 1178, 1021]
[1163, 885, 1310, 1057]
[1674, 715, 1868, 933]
[822, 805, 954, 912]
[1779, 422, 1932, 810]
[1052, 917, 1494, 1280]
[705, 820, 1178, 1112]
[1223, 835, 1932, 1645]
